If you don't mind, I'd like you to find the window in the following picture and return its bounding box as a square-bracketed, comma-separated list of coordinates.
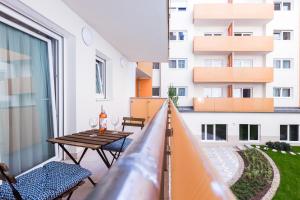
[152, 87, 160, 97]
[153, 62, 160, 69]
[239, 124, 260, 141]
[234, 32, 253, 36]
[274, 30, 293, 40]
[169, 60, 177, 68]
[274, 2, 281, 10]
[169, 31, 187, 41]
[204, 59, 226, 67]
[178, 7, 187, 11]
[273, 59, 292, 69]
[178, 59, 187, 68]
[96, 57, 106, 98]
[204, 32, 223, 36]
[273, 87, 292, 97]
[168, 58, 187, 69]
[202, 124, 227, 141]
[233, 88, 252, 98]
[177, 87, 186, 96]
[233, 59, 253, 67]
[280, 125, 299, 141]
[204, 88, 223, 98]
[0, 19, 58, 175]
[283, 2, 291, 10]
[169, 32, 177, 40]
[274, 1, 292, 11]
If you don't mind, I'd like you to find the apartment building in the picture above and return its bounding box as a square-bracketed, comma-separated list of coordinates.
[153, 0, 300, 144]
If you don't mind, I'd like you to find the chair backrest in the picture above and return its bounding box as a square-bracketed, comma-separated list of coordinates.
[0, 163, 22, 200]
[122, 117, 145, 131]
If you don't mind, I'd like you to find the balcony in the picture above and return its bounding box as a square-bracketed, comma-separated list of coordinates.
[194, 3, 274, 24]
[193, 97, 274, 112]
[193, 67, 273, 83]
[88, 98, 234, 199]
[193, 36, 273, 54]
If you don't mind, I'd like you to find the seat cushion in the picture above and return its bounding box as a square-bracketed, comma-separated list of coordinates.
[0, 161, 91, 200]
[103, 138, 133, 152]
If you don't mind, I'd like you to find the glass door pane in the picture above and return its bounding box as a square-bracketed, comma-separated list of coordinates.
[216, 124, 226, 141]
[239, 124, 248, 141]
[280, 125, 288, 140]
[289, 125, 299, 141]
[207, 125, 214, 140]
[250, 125, 259, 140]
[0, 21, 55, 175]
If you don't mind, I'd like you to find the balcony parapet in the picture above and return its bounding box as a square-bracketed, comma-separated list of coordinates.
[193, 97, 274, 112]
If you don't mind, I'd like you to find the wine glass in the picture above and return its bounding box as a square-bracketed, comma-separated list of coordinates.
[89, 117, 98, 137]
[111, 116, 120, 133]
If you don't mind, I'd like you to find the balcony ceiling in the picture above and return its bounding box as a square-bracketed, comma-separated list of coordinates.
[62, 0, 169, 62]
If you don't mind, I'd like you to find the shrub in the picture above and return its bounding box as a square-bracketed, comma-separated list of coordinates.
[265, 141, 291, 151]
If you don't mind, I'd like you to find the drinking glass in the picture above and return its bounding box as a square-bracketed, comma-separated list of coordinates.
[111, 116, 120, 133]
[89, 117, 98, 137]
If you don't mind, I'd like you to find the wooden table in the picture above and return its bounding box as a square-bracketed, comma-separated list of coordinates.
[47, 129, 133, 185]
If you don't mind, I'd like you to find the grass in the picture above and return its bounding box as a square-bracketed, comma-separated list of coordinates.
[262, 146, 300, 200]
[231, 149, 273, 200]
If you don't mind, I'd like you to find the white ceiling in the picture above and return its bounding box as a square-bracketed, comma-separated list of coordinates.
[62, 0, 169, 62]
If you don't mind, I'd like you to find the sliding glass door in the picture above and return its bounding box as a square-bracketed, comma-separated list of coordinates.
[0, 19, 57, 175]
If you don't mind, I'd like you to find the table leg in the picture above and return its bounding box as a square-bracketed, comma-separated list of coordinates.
[78, 148, 88, 164]
[59, 144, 96, 186]
[96, 149, 111, 168]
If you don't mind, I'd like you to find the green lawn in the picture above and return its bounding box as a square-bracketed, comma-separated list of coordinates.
[263, 146, 300, 200]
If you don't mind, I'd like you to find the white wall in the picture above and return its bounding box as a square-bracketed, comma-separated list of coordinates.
[266, 0, 300, 107]
[182, 112, 300, 144]
[18, 0, 136, 134]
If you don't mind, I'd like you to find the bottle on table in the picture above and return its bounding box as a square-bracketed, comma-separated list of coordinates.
[99, 105, 107, 134]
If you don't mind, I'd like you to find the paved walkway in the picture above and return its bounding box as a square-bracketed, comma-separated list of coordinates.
[201, 144, 242, 185]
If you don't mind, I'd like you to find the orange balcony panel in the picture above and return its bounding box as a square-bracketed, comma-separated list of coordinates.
[193, 67, 273, 83]
[130, 97, 166, 122]
[194, 36, 273, 53]
[193, 97, 274, 112]
[194, 3, 274, 22]
[137, 62, 152, 78]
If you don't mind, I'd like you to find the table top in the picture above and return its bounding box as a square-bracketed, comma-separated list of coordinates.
[47, 129, 133, 150]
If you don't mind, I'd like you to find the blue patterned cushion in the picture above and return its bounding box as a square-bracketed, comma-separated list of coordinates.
[0, 161, 91, 200]
[103, 138, 133, 152]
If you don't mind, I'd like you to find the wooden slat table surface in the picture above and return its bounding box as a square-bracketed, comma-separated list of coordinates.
[47, 129, 133, 150]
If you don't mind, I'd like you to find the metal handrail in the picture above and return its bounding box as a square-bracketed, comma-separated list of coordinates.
[87, 100, 168, 200]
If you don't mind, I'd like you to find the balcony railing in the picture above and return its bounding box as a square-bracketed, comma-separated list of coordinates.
[193, 97, 274, 112]
[193, 67, 273, 83]
[87, 98, 234, 199]
[193, 36, 273, 54]
[194, 3, 274, 23]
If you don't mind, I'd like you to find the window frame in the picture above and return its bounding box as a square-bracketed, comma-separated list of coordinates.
[168, 58, 188, 69]
[273, 30, 293, 40]
[152, 62, 160, 69]
[280, 125, 299, 142]
[177, 87, 187, 97]
[273, 87, 292, 98]
[273, 58, 293, 69]
[274, 1, 292, 11]
[0, 14, 62, 174]
[201, 124, 227, 141]
[239, 124, 260, 141]
[169, 30, 187, 41]
[95, 56, 107, 99]
[152, 87, 160, 97]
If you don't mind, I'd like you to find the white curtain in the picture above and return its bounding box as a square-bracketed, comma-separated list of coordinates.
[0, 21, 55, 175]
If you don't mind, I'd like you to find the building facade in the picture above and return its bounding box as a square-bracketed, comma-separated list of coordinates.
[153, 0, 300, 144]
